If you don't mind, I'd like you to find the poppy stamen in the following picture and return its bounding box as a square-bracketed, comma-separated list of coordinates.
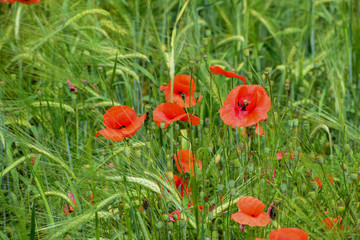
[238, 99, 248, 111]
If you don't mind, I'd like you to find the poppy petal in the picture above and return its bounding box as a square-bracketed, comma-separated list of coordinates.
[160, 75, 201, 108]
[103, 105, 137, 129]
[153, 103, 200, 129]
[96, 113, 146, 141]
[269, 228, 309, 240]
[174, 150, 202, 174]
[231, 212, 271, 227]
[237, 196, 266, 216]
[219, 85, 271, 128]
[209, 66, 246, 84]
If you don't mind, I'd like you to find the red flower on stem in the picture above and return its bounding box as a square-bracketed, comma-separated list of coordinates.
[276, 150, 293, 160]
[209, 66, 246, 84]
[269, 228, 308, 240]
[160, 74, 201, 108]
[324, 216, 343, 231]
[2, 0, 41, 4]
[231, 196, 271, 227]
[315, 174, 334, 189]
[174, 174, 191, 198]
[219, 85, 271, 128]
[95, 105, 146, 142]
[153, 102, 200, 129]
[174, 150, 202, 175]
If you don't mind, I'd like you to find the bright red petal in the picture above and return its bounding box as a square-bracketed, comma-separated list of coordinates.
[209, 66, 246, 84]
[231, 212, 270, 227]
[269, 228, 309, 240]
[236, 196, 266, 216]
[96, 113, 146, 141]
[103, 105, 137, 129]
[153, 103, 200, 129]
[174, 150, 202, 174]
[160, 75, 201, 108]
[13, 0, 40, 4]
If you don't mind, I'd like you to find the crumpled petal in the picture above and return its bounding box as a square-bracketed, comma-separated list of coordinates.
[209, 66, 246, 84]
[103, 105, 137, 129]
[96, 113, 146, 141]
[160, 74, 201, 108]
[269, 228, 309, 240]
[153, 102, 200, 129]
[174, 150, 202, 174]
[231, 212, 270, 227]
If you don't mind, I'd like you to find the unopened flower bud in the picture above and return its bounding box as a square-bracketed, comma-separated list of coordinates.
[160, 122, 166, 129]
[280, 182, 287, 193]
[243, 48, 251, 58]
[350, 172, 358, 181]
[217, 184, 224, 192]
[229, 180, 235, 189]
[157, 221, 164, 229]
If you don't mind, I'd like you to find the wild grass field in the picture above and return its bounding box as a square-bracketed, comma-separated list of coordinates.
[0, 0, 360, 239]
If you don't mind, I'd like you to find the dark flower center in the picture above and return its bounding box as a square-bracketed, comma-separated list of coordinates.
[238, 99, 248, 111]
[119, 125, 125, 129]
[178, 92, 187, 100]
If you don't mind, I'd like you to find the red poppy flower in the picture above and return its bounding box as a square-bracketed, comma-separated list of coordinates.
[276, 151, 293, 160]
[90, 193, 94, 206]
[315, 174, 334, 189]
[160, 74, 201, 108]
[174, 174, 191, 198]
[153, 102, 200, 129]
[95, 105, 146, 142]
[8, 0, 41, 4]
[174, 150, 202, 174]
[209, 66, 246, 84]
[242, 123, 264, 137]
[324, 217, 343, 231]
[269, 228, 308, 240]
[231, 196, 271, 227]
[219, 85, 271, 128]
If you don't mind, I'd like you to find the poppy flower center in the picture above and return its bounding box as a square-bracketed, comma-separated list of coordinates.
[178, 92, 187, 100]
[238, 99, 249, 111]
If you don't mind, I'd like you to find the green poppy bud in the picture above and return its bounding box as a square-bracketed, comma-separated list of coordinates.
[156, 221, 164, 229]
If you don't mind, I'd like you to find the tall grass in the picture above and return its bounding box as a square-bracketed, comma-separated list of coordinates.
[0, 0, 359, 239]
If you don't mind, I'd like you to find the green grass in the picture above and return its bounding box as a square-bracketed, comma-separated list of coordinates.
[0, 0, 360, 239]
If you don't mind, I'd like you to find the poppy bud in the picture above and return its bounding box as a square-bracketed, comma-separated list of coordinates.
[229, 180, 235, 189]
[205, 29, 212, 37]
[288, 120, 294, 128]
[205, 118, 210, 126]
[167, 222, 174, 231]
[162, 214, 169, 221]
[264, 147, 270, 155]
[202, 37, 209, 46]
[293, 119, 299, 127]
[160, 122, 166, 129]
[208, 212, 214, 221]
[156, 221, 164, 229]
[280, 182, 287, 193]
[316, 156, 324, 165]
[350, 172, 358, 181]
[343, 144, 351, 155]
[246, 71, 252, 80]
[124, 147, 131, 157]
[243, 48, 251, 58]
[309, 180, 318, 191]
[179, 220, 186, 228]
[247, 162, 254, 173]
[217, 184, 224, 192]
[207, 146, 213, 153]
[135, 149, 141, 158]
[337, 205, 346, 213]
[193, 91, 201, 101]
[308, 191, 316, 200]
[340, 162, 348, 172]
